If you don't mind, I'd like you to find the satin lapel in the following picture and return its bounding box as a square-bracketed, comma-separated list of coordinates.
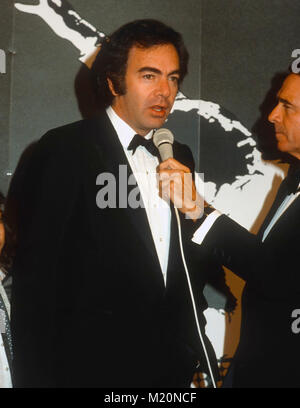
[258, 178, 289, 240]
[165, 141, 194, 287]
[85, 114, 162, 277]
[166, 204, 184, 287]
[259, 191, 300, 241]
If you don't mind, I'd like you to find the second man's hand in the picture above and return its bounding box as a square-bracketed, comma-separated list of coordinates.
[158, 158, 204, 221]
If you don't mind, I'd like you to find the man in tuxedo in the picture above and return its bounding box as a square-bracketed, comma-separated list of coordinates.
[9, 19, 219, 388]
[159, 72, 300, 387]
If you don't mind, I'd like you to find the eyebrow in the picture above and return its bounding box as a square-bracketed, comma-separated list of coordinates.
[278, 97, 293, 106]
[138, 67, 180, 76]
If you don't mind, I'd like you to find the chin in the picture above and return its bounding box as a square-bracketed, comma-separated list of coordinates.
[145, 122, 164, 132]
[155, 118, 168, 127]
[277, 142, 289, 153]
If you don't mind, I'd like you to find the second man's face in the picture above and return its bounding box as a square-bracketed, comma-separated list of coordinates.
[110, 43, 180, 136]
[268, 73, 300, 160]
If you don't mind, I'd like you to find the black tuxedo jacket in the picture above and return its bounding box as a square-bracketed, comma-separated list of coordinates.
[9, 112, 218, 387]
[200, 177, 300, 387]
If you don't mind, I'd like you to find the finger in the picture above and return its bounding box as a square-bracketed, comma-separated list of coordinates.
[158, 172, 184, 196]
[158, 170, 172, 182]
[159, 178, 173, 199]
[158, 158, 173, 171]
[158, 169, 186, 183]
[159, 158, 190, 173]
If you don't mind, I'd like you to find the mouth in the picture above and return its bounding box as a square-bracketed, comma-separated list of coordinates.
[274, 128, 285, 137]
[275, 131, 285, 139]
[149, 105, 168, 117]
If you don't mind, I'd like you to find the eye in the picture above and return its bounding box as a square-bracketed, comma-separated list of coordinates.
[143, 74, 155, 80]
[169, 76, 179, 84]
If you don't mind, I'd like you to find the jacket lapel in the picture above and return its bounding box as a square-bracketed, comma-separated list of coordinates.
[85, 113, 163, 283]
[258, 178, 290, 240]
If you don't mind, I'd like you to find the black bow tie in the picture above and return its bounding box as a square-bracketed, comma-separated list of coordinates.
[284, 164, 300, 194]
[127, 134, 159, 158]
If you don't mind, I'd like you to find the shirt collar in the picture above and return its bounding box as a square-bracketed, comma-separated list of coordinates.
[106, 106, 153, 150]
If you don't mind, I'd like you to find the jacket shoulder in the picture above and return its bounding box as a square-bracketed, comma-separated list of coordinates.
[173, 140, 195, 172]
[40, 119, 91, 149]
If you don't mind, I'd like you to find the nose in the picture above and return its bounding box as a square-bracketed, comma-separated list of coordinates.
[268, 103, 281, 124]
[157, 77, 171, 98]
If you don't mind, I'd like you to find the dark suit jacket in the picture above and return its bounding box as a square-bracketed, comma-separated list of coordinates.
[200, 177, 300, 387]
[9, 112, 218, 387]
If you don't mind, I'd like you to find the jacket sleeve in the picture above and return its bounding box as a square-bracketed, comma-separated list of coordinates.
[10, 128, 82, 386]
[199, 213, 300, 299]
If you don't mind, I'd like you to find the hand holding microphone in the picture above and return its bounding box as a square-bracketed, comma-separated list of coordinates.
[154, 128, 204, 221]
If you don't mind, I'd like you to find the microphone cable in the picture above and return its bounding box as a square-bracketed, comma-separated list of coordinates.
[174, 206, 217, 389]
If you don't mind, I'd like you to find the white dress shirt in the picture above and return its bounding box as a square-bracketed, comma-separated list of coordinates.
[106, 107, 171, 284]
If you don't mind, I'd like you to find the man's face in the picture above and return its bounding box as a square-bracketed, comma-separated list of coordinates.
[109, 44, 180, 136]
[268, 73, 300, 159]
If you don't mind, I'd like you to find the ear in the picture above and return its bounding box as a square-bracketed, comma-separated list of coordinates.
[107, 78, 118, 96]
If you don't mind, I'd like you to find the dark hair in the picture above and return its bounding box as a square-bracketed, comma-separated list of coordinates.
[91, 19, 189, 109]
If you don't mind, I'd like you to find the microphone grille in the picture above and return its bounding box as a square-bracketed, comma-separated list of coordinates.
[153, 128, 174, 148]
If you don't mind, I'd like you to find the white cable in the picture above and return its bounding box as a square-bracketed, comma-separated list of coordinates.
[174, 207, 217, 389]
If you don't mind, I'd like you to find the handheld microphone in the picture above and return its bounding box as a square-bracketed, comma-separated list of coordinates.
[153, 128, 174, 161]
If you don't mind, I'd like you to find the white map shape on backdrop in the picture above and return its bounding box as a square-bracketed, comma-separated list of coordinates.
[14, 0, 285, 373]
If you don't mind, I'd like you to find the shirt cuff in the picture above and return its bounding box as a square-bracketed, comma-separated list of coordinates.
[192, 210, 222, 245]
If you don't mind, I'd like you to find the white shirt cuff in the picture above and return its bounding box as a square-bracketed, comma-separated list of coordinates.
[192, 210, 222, 245]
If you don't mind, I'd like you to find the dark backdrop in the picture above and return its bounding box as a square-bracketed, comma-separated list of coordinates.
[201, 0, 300, 131]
